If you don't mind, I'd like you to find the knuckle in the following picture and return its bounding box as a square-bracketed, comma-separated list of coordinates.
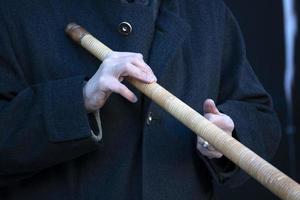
[98, 77, 110, 90]
[224, 115, 231, 120]
[224, 117, 234, 129]
[225, 115, 232, 121]
[229, 118, 235, 126]
[123, 63, 131, 70]
[135, 53, 143, 60]
[136, 53, 143, 58]
[98, 77, 105, 85]
[138, 71, 147, 78]
[228, 122, 234, 130]
[98, 76, 107, 85]
[132, 57, 140, 63]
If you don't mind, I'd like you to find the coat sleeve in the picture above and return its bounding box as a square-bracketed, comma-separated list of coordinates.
[203, 2, 281, 188]
[0, 14, 102, 188]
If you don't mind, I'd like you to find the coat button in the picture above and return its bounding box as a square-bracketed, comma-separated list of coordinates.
[118, 22, 132, 36]
[146, 112, 153, 125]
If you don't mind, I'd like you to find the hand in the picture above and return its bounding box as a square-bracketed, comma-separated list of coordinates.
[83, 51, 157, 112]
[197, 99, 234, 159]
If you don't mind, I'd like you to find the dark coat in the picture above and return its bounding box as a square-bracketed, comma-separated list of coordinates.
[0, 0, 281, 199]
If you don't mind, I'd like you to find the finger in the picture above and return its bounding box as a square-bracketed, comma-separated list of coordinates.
[204, 113, 234, 135]
[212, 119, 234, 135]
[130, 57, 157, 82]
[197, 145, 223, 159]
[113, 54, 156, 81]
[110, 81, 138, 103]
[203, 99, 220, 114]
[197, 136, 217, 151]
[120, 63, 155, 83]
[197, 142, 222, 158]
[204, 151, 223, 159]
[204, 113, 215, 121]
[197, 136, 205, 144]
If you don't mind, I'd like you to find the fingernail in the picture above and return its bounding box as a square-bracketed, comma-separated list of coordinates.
[153, 75, 157, 82]
[148, 75, 157, 82]
[133, 96, 138, 103]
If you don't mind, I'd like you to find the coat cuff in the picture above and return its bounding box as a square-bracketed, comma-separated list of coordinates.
[197, 143, 238, 185]
[44, 76, 101, 142]
[211, 101, 256, 187]
[197, 103, 244, 186]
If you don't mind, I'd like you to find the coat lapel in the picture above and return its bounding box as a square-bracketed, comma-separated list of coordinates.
[141, 3, 192, 197]
[147, 2, 191, 80]
[142, 1, 191, 112]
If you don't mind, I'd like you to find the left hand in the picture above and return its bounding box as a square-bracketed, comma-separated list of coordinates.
[197, 99, 235, 159]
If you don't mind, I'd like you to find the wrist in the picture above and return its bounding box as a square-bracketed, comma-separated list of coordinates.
[83, 82, 94, 113]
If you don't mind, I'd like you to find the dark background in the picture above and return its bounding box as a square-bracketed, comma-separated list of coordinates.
[214, 0, 300, 199]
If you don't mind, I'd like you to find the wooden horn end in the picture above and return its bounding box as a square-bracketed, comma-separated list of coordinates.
[65, 23, 90, 44]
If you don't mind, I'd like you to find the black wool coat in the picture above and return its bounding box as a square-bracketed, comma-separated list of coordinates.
[0, 0, 281, 199]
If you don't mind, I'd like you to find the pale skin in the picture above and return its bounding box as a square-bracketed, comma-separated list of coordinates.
[83, 51, 234, 159]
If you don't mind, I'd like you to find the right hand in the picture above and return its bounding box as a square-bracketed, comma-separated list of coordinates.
[83, 51, 157, 113]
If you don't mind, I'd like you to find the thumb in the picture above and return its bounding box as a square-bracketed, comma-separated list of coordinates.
[203, 99, 220, 114]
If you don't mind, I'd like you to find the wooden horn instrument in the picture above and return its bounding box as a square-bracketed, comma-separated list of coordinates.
[65, 23, 300, 200]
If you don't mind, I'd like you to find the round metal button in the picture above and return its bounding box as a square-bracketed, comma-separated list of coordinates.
[146, 112, 153, 125]
[118, 22, 132, 36]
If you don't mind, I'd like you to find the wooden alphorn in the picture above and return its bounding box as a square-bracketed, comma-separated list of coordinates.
[65, 23, 300, 200]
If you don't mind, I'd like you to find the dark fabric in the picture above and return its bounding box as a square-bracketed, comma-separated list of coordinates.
[0, 0, 281, 199]
[121, 0, 161, 19]
[295, 0, 300, 183]
[214, 1, 286, 199]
